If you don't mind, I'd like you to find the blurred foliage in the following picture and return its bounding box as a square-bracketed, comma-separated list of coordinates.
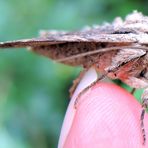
[0, 0, 148, 147]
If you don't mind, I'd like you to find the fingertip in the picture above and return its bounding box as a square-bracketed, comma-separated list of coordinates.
[64, 83, 148, 148]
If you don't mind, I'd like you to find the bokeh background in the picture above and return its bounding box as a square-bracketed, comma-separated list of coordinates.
[0, 0, 147, 147]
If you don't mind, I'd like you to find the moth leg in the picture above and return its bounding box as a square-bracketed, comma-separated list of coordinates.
[74, 71, 106, 109]
[69, 69, 87, 98]
[131, 88, 136, 95]
[141, 87, 148, 145]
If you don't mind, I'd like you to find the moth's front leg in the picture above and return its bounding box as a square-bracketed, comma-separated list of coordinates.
[73, 67, 106, 109]
[141, 87, 148, 145]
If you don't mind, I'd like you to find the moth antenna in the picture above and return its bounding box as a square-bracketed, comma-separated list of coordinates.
[56, 45, 148, 62]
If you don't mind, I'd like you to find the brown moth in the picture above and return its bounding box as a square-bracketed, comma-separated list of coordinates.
[0, 10, 148, 145]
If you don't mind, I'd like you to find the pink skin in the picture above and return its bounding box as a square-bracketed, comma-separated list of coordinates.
[58, 68, 148, 148]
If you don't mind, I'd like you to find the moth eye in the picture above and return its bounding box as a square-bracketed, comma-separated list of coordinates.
[114, 73, 117, 77]
[139, 68, 147, 78]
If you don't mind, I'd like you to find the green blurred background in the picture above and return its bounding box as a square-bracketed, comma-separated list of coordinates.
[0, 0, 147, 147]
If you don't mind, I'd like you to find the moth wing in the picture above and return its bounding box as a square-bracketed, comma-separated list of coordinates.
[1, 25, 148, 49]
[38, 29, 141, 43]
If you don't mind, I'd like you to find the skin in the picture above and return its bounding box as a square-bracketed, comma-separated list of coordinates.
[58, 68, 148, 148]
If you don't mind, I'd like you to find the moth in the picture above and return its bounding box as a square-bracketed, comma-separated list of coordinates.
[0, 11, 148, 145]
